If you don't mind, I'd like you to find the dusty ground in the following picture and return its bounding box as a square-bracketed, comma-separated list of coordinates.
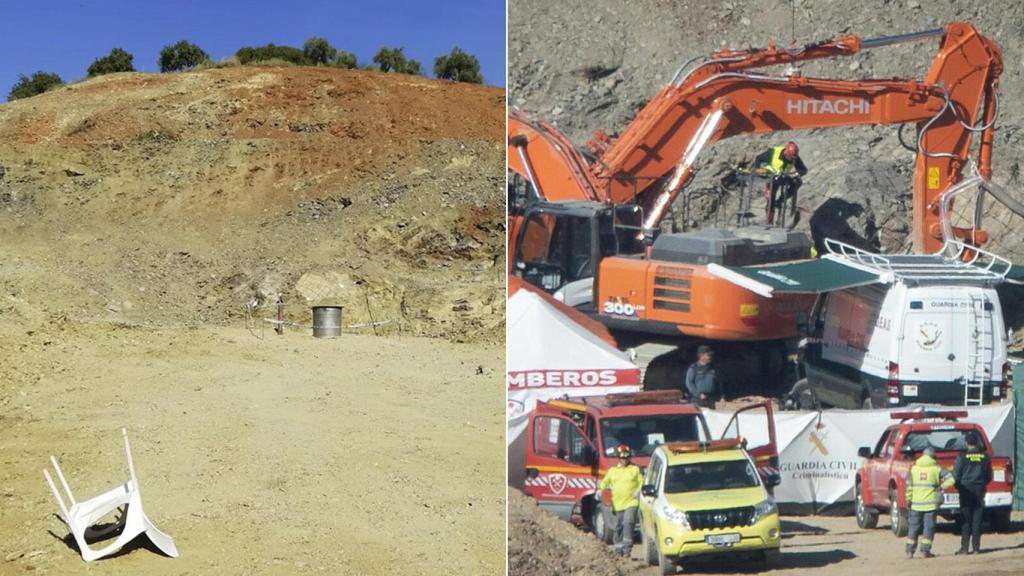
[510, 489, 1024, 576]
[0, 66, 505, 573]
[0, 324, 504, 575]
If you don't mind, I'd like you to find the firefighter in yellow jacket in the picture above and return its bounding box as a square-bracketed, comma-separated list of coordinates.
[599, 444, 643, 556]
[903, 447, 955, 558]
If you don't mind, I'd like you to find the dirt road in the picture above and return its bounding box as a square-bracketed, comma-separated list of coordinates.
[0, 324, 504, 575]
[627, 513, 1024, 575]
[510, 489, 1023, 576]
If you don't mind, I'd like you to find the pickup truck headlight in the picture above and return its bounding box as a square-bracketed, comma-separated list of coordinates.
[658, 501, 691, 529]
[751, 498, 778, 524]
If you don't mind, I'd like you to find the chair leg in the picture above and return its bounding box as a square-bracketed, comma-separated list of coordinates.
[42, 469, 70, 523]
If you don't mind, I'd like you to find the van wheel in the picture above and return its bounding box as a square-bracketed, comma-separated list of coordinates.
[855, 483, 879, 529]
[762, 548, 781, 567]
[889, 488, 908, 537]
[592, 503, 614, 544]
[642, 522, 659, 566]
[989, 508, 1012, 532]
[788, 379, 819, 411]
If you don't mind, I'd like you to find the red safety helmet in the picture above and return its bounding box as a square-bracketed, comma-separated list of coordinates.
[615, 444, 633, 459]
[782, 141, 799, 160]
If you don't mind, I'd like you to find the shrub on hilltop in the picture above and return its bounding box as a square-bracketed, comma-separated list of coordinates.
[8, 71, 64, 100]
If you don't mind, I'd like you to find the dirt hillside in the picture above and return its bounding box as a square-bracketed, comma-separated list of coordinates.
[510, 0, 1024, 260]
[0, 66, 505, 342]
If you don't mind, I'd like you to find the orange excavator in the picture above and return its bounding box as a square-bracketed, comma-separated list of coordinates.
[508, 23, 1002, 387]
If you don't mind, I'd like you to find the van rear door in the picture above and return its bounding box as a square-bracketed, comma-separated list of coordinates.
[898, 287, 965, 402]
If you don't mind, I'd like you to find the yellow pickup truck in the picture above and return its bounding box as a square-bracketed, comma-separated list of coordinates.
[638, 438, 782, 574]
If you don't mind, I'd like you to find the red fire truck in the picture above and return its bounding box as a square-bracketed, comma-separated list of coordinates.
[523, 390, 778, 542]
[855, 409, 1014, 536]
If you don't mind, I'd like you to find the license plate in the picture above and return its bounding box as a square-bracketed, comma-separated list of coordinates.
[943, 492, 959, 506]
[903, 385, 918, 397]
[705, 533, 741, 546]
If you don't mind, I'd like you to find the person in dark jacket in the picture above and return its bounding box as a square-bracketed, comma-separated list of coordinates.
[684, 345, 721, 409]
[953, 432, 993, 554]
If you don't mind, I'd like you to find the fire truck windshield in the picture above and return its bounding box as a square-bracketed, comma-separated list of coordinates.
[600, 414, 704, 457]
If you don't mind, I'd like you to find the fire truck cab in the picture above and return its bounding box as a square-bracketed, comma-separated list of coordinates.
[523, 390, 778, 543]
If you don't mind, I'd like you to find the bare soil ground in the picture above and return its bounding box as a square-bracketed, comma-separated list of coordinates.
[510, 489, 1024, 576]
[0, 67, 505, 573]
[0, 325, 504, 575]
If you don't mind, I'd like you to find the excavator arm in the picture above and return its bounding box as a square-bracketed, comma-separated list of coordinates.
[589, 22, 1001, 253]
[508, 109, 599, 203]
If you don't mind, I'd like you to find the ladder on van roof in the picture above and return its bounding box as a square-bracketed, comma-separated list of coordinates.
[823, 239, 1013, 285]
[964, 292, 992, 406]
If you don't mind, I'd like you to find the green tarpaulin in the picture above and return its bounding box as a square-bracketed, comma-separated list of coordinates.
[1006, 265, 1024, 285]
[707, 257, 882, 298]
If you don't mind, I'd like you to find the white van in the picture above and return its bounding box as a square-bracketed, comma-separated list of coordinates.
[801, 271, 1009, 409]
[707, 238, 1014, 409]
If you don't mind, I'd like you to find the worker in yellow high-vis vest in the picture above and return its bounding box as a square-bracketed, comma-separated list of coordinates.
[598, 444, 643, 557]
[754, 141, 808, 226]
[903, 447, 955, 558]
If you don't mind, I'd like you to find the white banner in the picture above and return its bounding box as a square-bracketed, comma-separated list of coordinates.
[702, 404, 1014, 511]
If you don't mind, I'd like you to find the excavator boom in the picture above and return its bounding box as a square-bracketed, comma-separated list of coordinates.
[589, 22, 1001, 252]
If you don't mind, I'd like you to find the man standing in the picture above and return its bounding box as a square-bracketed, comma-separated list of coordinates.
[953, 433, 993, 554]
[685, 345, 721, 409]
[598, 444, 643, 557]
[754, 141, 808, 226]
[904, 447, 955, 558]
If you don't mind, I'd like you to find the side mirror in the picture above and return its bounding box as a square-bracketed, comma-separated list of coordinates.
[641, 484, 657, 498]
[857, 447, 872, 458]
[763, 473, 782, 489]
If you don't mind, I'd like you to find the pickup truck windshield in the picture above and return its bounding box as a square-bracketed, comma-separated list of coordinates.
[666, 459, 760, 493]
[600, 415, 703, 457]
[904, 429, 972, 452]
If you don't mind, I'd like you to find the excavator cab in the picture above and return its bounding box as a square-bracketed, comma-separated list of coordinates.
[512, 201, 644, 309]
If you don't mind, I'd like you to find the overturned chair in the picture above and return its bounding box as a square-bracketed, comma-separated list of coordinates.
[43, 429, 178, 562]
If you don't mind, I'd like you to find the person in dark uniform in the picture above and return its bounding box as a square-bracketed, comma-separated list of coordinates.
[684, 345, 721, 409]
[953, 432, 993, 554]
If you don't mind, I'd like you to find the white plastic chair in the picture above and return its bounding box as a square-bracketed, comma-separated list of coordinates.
[42, 429, 178, 562]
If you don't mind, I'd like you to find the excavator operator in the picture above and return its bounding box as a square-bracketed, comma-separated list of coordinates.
[754, 141, 808, 227]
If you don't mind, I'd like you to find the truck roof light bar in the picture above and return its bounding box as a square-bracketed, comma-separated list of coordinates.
[667, 437, 746, 454]
[605, 390, 684, 407]
[890, 409, 968, 421]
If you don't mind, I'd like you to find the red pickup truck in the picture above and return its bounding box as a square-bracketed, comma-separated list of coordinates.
[522, 390, 778, 543]
[854, 409, 1014, 536]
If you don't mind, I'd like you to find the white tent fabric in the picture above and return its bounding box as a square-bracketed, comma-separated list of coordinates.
[701, 404, 1014, 512]
[507, 290, 641, 444]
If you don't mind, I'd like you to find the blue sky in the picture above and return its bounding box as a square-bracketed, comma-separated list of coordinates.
[0, 0, 506, 99]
